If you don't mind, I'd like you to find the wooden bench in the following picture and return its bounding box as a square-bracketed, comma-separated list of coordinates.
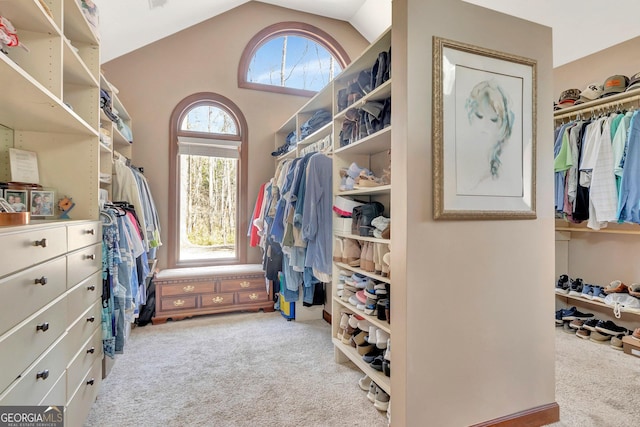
[152, 264, 273, 324]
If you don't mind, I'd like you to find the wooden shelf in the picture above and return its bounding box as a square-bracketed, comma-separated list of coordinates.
[334, 262, 391, 285]
[332, 337, 390, 394]
[555, 219, 640, 235]
[297, 122, 332, 148]
[337, 184, 391, 197]
[333, 296, 390, 334]
[334, 126, 391, 156]
[334, 79, 392, 120]
[556, 292, 640, 317]
[334, 232, 390, 244]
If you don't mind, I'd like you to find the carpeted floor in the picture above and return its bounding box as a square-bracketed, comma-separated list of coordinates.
[85, 312, 640, 427]
[85, 312, 388, 427]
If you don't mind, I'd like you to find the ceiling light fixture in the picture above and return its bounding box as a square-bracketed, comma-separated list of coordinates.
[148, 0, 168, 9]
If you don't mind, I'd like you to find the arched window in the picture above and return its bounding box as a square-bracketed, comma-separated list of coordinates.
[238, 22, 350, 97]
[168, 93, 248, 267]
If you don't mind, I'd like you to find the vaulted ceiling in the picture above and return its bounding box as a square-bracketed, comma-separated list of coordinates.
[94, 0, 640, 67]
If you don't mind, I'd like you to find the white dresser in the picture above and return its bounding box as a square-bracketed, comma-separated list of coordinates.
[0, 220, 103, 427]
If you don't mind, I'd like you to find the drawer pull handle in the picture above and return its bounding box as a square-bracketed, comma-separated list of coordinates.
[87, 347, 95, 354]
[34, 276, 48, 285]
[36, 322, 50, 332]
[87, 378, 95, 386]
[36, 370, 50, 380]
[87, 285, 96, 291]
[249, 293, 259, 300]
[173, 299, 185, 307]
[183, 285, 195, 292]
[34, 238, 47, 248]
[240, 281, 251, 288]
[212, 296, 224, 304]
[86, 229, 95, 235]
[86, 316, 95, 323]
[85, 254, 96, 260]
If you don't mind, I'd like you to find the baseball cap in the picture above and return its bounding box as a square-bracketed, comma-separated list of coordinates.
[601, 75, 629, 97]
[574, 83, 603, 104]
[626, 72, 640, 92]
[556, 88, 580, 109]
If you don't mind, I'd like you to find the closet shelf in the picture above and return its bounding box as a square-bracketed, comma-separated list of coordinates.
[337, 185, 391, 197]
[62, 39, 99, 87]
[297, 122, 332, 148]
[334, 233, 390, 244]
[334, 126, 391, 156]
[553, 87, 640, 120]
[334, 262, 392, 285]
[333, 296, 391, 334]
[332, 337, 390, 394]
[333, 79, 392, 121]
[555, 219, 640, 235]
[556, 293, 640, 317]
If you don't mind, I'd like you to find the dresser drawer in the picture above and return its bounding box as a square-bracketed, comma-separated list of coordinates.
[0, 225, 67, 278]
[160, 295, 197, 311]
[159, 281, 215, 297]
[220, 276, 265, 293]
[67, 221, 101, 252]
[0, 295, 67, 393]
[67, 328, 103, 401]
[0, 333, 67, 406]
[39, 368, 66, 407]
[65, 357, 102, 426]
[66, 271, 101, 325]
[237, 289, 270, 304]
[67, 243, 101, 288]
[66, 301, 102, 355]
[0, 256, 66, 336]
[200, 292, 235, 308]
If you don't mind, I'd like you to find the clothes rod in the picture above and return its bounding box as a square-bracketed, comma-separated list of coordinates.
[554, 91, 640, 121]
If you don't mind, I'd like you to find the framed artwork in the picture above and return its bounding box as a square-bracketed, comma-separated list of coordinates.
[4, 190, 28, 213]
[30, 190, 55, 217]
[432, 36, 537, 220]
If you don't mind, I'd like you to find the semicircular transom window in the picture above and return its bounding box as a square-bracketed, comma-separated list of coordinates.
[180, 105, 238, 135]
[248, 35, 343, 92]
[239, 22, 350, 96]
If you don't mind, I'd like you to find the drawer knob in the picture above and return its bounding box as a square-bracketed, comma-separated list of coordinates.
[34, 238, 47, 248]
[36, 322, 50, 332]
[173, 299, 185, 307]
[240, 281, 251, 288]
[212, 296, 224, 304]
[183, 285, 195, 293]
[36, 370, 49, 380]
[85, 254, 96, 260]
[87, 347, 95, 354]
[87, 378, 95, 386]
[86, 316, 95, 323]
[86, 229, 95, 235]
[87, 285, 96, 291]
[249, 293, 259, 300]
[34, 276, 48, 285]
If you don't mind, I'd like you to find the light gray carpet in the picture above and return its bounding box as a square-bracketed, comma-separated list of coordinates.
[546, 327, 640, 427]
[86, 313, 640, 426]
[85, 312, 388, 427]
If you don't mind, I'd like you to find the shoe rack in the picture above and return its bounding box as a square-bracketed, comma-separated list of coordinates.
[554, 89, 640, 333]
[330, 28, 392, 396]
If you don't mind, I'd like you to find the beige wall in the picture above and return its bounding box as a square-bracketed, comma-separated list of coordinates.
[392, 1, 555, 425]
[553, 36, 640, 100]
[102, 1, 368, 269]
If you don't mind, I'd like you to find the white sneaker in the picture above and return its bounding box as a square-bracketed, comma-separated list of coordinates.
[384, 338, 391, 361]
[358, 375, 372, 391]
[368, 326, 379, 345]
[374, 387, 390, 411]
[376, 329, 390, 349]
[367, 382, 378, 403]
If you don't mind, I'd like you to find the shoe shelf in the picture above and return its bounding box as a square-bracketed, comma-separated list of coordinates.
[332, 337, 391, 394]
[334, 261, 392, 285]
[334, 232, 390, 245]
[555, 292, 640, 317]
[333, 296, 391, 334]
[334, 126, 391, 156]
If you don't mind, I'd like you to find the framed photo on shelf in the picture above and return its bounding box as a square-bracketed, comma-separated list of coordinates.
[30, 189, 55, 217]
[4, 190, 28, 213]
[432, 36, 537, 220]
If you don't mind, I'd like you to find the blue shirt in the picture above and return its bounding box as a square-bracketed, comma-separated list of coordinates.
[617, 111, 640, 223]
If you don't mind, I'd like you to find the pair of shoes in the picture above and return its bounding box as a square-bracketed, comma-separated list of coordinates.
[569, 319, 584, 330]
[628, 283, 640, 297]
[367, 382, 390, 411]
[610, 334, 626, 350]
[382, 248, 391, 278]
[632, 328, 640, 341]
[576, 329, 590, 339]
[568, 278, 584, 297]
[555, 274, 570, 294]
[373, 243, 390, 275]
[560, 306, 594, 321]
[594, 320, 628, 336]
[604, 280, 628, 294]
[341, 238, 361, 267]
[582, 318, 600, 332]
[383, 338, 391, 377]
[360, 241, 375, 272]
[591, 286, 607, 302]
[589, 330, 612, 343]
[371, 216, 391, 239]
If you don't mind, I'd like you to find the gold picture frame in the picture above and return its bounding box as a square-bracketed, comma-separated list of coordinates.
[432, 36, 537, 220]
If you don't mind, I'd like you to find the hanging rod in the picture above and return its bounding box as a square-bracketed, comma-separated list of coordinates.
[554, 88, 640, 121]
